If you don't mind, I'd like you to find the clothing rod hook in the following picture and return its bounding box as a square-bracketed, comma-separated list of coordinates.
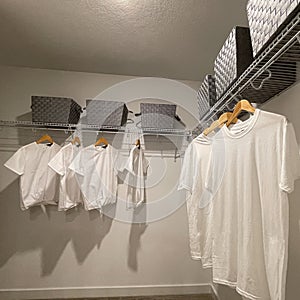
[250, 69, 272, 90]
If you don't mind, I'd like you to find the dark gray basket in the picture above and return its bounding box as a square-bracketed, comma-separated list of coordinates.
[31, 96, 82, 124]
[140, 103, 177, 129]
[197, 74, 217, 120]
[247, 0, 300, 57]
[214, 26, 253, 99]
[86, 99, 129, 127]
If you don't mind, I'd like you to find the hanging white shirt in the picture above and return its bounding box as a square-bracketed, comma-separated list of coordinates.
[178, 133, 213, 267]
[48, 143, 83, 211]
[4, 142, 61, 210]
[207, 109, 300, 300]
[123, 145, 149, 209]
[69, 144, 122, 210]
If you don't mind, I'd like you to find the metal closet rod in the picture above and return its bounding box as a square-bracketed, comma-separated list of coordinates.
[0, 121, 192, 137]
[0, 146, 185, 159]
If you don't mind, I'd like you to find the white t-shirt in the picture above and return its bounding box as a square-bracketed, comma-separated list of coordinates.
[69, 144, 122, 210]
[48, 143, 83, 211]
[4, 142, 61, 210]
[207, 109, 300, 300]
[123, 145, 149, 209]
[178, 133, 213, 267]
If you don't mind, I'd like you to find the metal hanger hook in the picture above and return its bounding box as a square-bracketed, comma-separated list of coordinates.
[225, 92, 243, 112]
[250, 69, 272, 90]
[64, 125, 72, 135]
[32, 127, 37, 140]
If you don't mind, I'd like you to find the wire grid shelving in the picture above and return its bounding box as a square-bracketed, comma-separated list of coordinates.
[0, 120, 192, 160]
[0, 120, 191, 137]
[198, 11, 300, 129]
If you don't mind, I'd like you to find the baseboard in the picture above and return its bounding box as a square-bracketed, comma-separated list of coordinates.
[0, 283, 212, 299]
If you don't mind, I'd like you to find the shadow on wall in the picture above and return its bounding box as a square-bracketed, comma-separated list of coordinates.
[0, 111, 152, 278]
[128, 204, 148, 271]
[0, 180, 121, 277]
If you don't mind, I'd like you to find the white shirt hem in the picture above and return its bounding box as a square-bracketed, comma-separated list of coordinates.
[4, 163, 23, 175]
[177, 183, 192, 192]
[48, 163, 64, 176]
[213, 278, 261, 300]
[190, 254, 213, 269]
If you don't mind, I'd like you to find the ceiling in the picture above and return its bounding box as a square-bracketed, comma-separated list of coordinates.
[0, 0, 249, 81]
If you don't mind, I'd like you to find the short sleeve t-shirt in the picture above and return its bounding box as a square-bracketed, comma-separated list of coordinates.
[207, 109, 300, 300]
[4, 142, 61, 210]
[69, 144, 122, 210]
[178, 133, 213, 267]
[123, 145, 149, 209]
[48, 143, 83, 211]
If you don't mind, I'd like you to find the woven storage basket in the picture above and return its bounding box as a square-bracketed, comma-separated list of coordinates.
[86, 99, 129, 127]
[214, 26, 253, 100]
[31, 96, 82, 124]
[247, 0, 300, 57]
[140, 103, 177, 129]
[197, 74, 217, 120]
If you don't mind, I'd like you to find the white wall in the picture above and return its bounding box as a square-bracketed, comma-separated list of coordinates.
[216, 82, 300, 300]
[0, 66, 212, 299]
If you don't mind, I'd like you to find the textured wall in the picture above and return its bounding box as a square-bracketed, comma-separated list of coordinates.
[0, 0, 248, 80]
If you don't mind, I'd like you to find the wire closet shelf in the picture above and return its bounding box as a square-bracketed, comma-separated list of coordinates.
[0, 120, 192, 137]
[199, 11, 300, 129]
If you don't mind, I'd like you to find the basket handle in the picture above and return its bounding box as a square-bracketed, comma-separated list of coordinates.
[175, 114, 181, 121]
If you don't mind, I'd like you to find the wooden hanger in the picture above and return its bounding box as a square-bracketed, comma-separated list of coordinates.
[226, 99, 255, 127]
[218, 112, 238, 127]
[95, 137, 109, 147]
[135, 139, 141, 149]
[203, 112, 239, 136]
[36, 134, 54, 145]
[203, 120, 220, 136]
[72, 136, 81, 146]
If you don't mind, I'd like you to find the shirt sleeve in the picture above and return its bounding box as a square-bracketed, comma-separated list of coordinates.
[4, 146, 26, 175]
[123, 148, 134, 173]
[69, 150, 84, 176]
[142, 153, 149, 175]
[48, 148, 65, 176]
[178, 142, 196, 192]
[113, 150, 126, 174]
[280, 120, 300, 193]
